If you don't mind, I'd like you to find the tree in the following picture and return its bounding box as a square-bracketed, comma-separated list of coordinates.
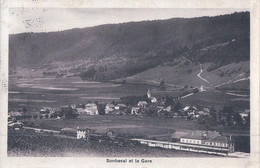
[193, 88, 199, 93]
[245, 114, 250, 127]
[165, 96, 174, 107]
[222, 106, 235, 126]
[222, 105, 234, 114]
[145, 107, 158, 117]
[174, 102, 182, 115]
[233, 113, 243, 126]
[33, 114, 38, 119]
[63, 107, 79, 119]
[19, 107, 27, 113]
[159, 79, 166, 90]
[97, 104, 106, 115]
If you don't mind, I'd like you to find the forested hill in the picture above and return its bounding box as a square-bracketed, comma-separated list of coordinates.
[9, 12, 249, 80]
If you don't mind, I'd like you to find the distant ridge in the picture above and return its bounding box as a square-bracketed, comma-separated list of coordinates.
[9, 12, 249, 81]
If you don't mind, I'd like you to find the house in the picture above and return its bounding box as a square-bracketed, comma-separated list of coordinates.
[183, 106, 197, 112]
[94, 129, 116, 139]
[50, 107, 62, 118]
[77, 127, 91, 140]
[115, 104, 127, 110]
[182, 106, 197, 116]
[51, 107, 61, 113]
[105, 103, 115, 114]
[172, 112, 179, 118]
[131, 106, 140, 115]
[9, 111, 23, 121]
[203, 108, 210, 115]
[8, 121, 23, 129]
[138, 101, 147, 108]
[156, 106, 164, 113]
[70, 104, 77, 109]
[85, 103, 98, 115]
[40, 107, 52, 114]
[150, 97, 157, 103]
[163, 106, 172, 112]
[88, 129, 117, 142]
[239, 109, 250, 124]
[8, 114, 12, 122]
[76, 108, 86, 114]
[198, 111, 209, 116]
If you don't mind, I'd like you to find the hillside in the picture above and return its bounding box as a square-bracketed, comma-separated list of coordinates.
[9, 12, 250, 81]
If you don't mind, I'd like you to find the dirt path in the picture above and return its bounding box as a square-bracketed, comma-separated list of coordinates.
[226, 92, 249, 97]
[197, 62, 210, 83]
[214, 77, 250, 88]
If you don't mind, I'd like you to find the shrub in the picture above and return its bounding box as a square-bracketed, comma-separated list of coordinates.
[193, 88, 199, 93]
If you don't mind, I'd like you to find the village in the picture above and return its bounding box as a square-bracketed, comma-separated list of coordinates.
[9, 88, 250, 129]
[8, 88, 250, 157]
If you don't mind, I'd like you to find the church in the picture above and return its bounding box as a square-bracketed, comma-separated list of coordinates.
[147, 88, 157, 103]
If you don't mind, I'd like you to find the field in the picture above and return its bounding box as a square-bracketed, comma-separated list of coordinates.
[24, 115, 249, 136]
[9, 68, 158, 111]
[127, 61, 249, 89]
[126, 63, 208, 88]
[178, 90, 249, 111]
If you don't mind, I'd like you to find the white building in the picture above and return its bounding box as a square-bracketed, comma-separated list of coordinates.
[85, 103, 98, 115]
[115, 104, 127, 110]
[76, 127, 90, 140]
[131, 107, 140, 115]
[105, 103, 115, 114]
[138, 101, 147, 108]
[147, 89, 157, 103]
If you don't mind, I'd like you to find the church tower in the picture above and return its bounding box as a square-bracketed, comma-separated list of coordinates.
[147, 88, 151, 99]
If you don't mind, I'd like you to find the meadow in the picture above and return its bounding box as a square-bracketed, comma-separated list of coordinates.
[9, 67, 249, 113]
[24, 114, 249, 136]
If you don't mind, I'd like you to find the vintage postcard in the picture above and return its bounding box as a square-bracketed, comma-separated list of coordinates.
[0, 0, 259, 168]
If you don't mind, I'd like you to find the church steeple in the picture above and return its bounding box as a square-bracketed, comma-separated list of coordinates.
[147, 88, 151, 99]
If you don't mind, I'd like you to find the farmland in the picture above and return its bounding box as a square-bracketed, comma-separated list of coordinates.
[22, 114, 249, 136]
[9, 65, 249, 113]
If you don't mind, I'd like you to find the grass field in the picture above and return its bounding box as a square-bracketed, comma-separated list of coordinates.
[9, 74, 157, 111]
[127, 61, 249, 89]
[24, 114, 249, 136]
[26, 115, 206, 134]
[178, 91, 249, 111]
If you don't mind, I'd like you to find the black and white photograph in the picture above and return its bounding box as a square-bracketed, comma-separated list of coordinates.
[1, 0, 259, 167]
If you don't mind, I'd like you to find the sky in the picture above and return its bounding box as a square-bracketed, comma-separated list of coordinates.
[9, 8, 248, 34]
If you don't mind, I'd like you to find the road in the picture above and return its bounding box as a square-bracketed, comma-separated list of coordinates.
[197, 62, 210, 83]
[226, 92, 249, 97]
[215, 77, 250, 88]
